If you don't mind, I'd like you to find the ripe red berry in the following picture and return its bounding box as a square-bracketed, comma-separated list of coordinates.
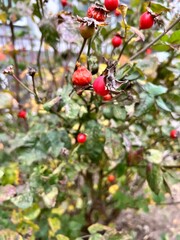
[93, 76, 109, 96]
[87, 5, 107, 22]
[114, 9, 121, 16]
[72, 66, 92, 86]
[112, 34, 123, 48]
[146, 48, 152, 55]
[104, 0, 119, 11]
[170, 129, 178, 139]
[103, 93, 112, 101]
[139, 12, 154, 30]
[107, 175, 115, 183]
[18, 110, 27, 119]
[79, 24, 95, 39]
[61, 0, 67, 7]
[77, 133, 87, 143]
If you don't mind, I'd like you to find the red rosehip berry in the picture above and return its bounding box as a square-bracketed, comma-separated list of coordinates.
[18, 110, 27, 119]
[61, 0, 67, 7]
[77, 133, 87, 143]
[146, 48, 152, 55]
[112, 34, 123, 48]
[72, 66, 92, 86]
[93, 76, 109, 96]
[114, 8, 121, 16]
[104, 0, 119, 11]
[170, 129, 178, 139]
[87, 5, 107, 22]
[79, 24, 95, 39]
[107, 174, 116, 183]
[139, 12, 154, 30]
[103, 93, 112, 101]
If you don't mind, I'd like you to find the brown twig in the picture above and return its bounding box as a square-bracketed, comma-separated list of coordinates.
[12, 74, 35, 95]
[74, 38, 87, 71]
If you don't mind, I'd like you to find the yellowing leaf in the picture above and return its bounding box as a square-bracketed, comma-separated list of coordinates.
[119, 4, 128, 18]
[48, 217, 61, 234]
[42, 186, 58, 208]
[1, 163, 20, 185]
[0, 11, 7, 23]
[56, 234, 70, 240]
[108, 184, 119, 195]
[0, 229, 23, 240]
[51, 201, 68, 216]
[23, 203, 41, 220]
[98, 63, 107, 74]
[76, 197, 83, 209]
[67, 204, 75, 212]
[11, 210, 23, 224]
[0, 184, 16, 203]
[0, 92, 14, 109]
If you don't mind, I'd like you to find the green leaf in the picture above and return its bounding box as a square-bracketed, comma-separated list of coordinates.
[104, 129, 123, 159]
[163, 178, 172, 196]
[156, 97, 172, 112]
[102, 105, 113, 119]
[43, 96, 62, 111]
[88, 223, 106, 234]
[89, 234, 104, 240]
[168, 30, 180, 44]
[113, 106, 127, 120]
[143, 83, 167, 97]
[0, 169, 4, 179]
[146, 149, 163, 164]
[145, 1, 170, 14]
[18, 148, 47, 165]
[152, 44, 170, 51]
[78, 120, 104, 162]
[146, 164, 163, 195]
[116, 65, 131, 80]
[45, 130, 69, 158]
[135, 93, 154, 117]
[39, 19, 59, 48]
[11, 192, 33, 209]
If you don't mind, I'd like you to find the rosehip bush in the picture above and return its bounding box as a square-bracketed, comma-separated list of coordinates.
[0, 1, 180, 239]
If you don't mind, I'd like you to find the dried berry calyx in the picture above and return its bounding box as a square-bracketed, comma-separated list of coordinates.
[72, 65, 92, 86]
[87, 3, 109, 22]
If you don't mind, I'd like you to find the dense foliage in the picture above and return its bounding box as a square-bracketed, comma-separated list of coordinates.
[0, 0, 180, 239]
